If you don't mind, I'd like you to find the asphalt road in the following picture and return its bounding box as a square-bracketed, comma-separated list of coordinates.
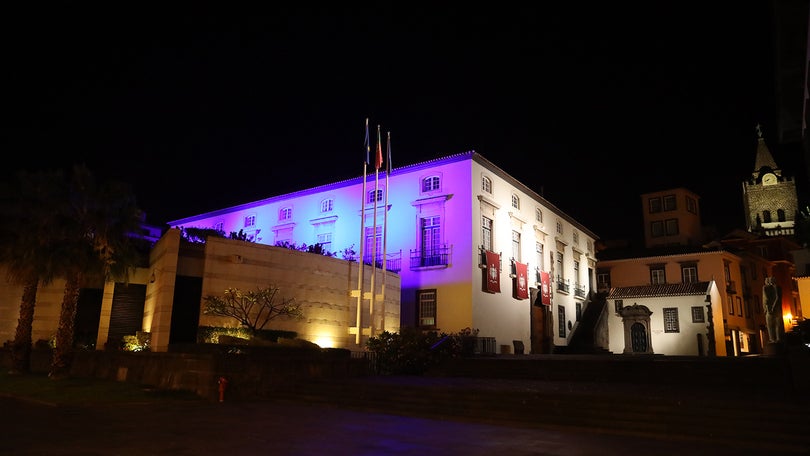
[0, 395, 789, 456]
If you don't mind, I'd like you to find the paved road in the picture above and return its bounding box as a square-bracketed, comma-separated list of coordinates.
[1, 396, 789, 456]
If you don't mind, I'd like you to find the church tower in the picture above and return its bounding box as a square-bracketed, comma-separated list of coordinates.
[741, 124, 799, 236]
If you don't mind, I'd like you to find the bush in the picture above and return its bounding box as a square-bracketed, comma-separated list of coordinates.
[366, 327, 478, 375]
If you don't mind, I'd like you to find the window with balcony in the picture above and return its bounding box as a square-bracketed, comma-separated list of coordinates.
[482, 216, 493, 252]
[414, 216, 447, 267]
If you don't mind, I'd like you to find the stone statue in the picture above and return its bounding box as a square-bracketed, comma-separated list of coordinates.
[763, 277, 782, 343]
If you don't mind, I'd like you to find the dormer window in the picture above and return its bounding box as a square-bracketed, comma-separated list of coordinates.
[422, 176, 440, 192]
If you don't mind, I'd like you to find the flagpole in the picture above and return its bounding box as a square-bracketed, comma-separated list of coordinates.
[381, 130, 391, 332]
[356, 118, 370, 345]
[370, 124, 382, 336]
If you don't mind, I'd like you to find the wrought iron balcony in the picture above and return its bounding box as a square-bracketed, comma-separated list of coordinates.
[574, 283, 587, 299]
[362, 250, 402, 273]
[556, 277, 570, 293]
[410, 245, 451, 269]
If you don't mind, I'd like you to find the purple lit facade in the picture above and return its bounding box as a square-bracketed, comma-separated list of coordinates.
[170, 151, 599, 352]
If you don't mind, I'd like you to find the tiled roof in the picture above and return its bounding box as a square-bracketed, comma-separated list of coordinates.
[607, 281, 711, 299]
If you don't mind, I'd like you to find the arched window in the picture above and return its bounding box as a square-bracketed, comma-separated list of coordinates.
[482, 176, 492, 194]
[422, 176, 440, 192]
[777, 209, 786, 222]
[511, 194, 520, 209]
[279, 207, 292, 221]
[763, 210, 772, 223]
[320, 198, 334, 213]
[367, 189, 384, 204]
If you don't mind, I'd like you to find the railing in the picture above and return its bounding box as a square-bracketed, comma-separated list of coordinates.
[362, 250, 402, 273]
[574, 283, 587, 299]
[410, 244, 451, 269]
[556, 277, 570, 293]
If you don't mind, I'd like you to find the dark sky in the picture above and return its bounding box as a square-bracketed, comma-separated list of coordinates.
[2, 3, 807, 241]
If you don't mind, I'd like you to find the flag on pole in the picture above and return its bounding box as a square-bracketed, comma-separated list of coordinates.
[364, 118, 371, 165]
[386, 131, 392, 175]
[375, 125, 383, 170]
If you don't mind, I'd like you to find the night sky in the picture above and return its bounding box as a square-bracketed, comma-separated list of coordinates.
[3, 3, 806, 241]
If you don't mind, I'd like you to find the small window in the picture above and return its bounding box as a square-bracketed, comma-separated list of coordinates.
[665, 219, 679, 236]
[663, 195, 677, 211]
[535, 208, 543, 223]
[686, 196, 697, 214]
[649, 197, 662, 213]
[482, 176, 492, 194]
[244, 215, 256, 227]
[556, 220, 563, 235]
[511, 194, 520, 209]
[614, 299, 623, 313]
[320, 198, 334, 213]
[418, 289, 437, 327]
[691, 306, 705, 322]
[422, 176, 440, 192]
[572, 230, 579, 245]
[278, 207, 292, 221]
[650, 266, 666, 284]
[663, 308, 680, 333]
[367, 189, 384, 204]
[681, 265, 698, 283]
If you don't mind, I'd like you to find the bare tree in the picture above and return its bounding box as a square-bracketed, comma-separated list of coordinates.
[203, 286, 304, 335]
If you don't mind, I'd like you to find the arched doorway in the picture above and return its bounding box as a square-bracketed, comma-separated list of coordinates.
[619, 304, 654, 354]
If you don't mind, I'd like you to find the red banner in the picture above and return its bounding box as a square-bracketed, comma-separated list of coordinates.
[484, 250, 500, 293]
[540, 271, 551, 305]
[513, 261, 529, 300]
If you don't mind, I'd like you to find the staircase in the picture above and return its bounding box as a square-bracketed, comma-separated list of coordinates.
[554, 293, 611, 354]
[258, 354, 810, 454]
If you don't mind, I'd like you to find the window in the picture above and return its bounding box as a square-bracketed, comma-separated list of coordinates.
[367, 189, 384, 204]
[777, 209, 786, 222]
[535, 208, 543, 223]
[663, 194, 676, 211]
[535, 242, 544, 272]
[511, 230, 521, 262]
[665, 219, 679, 236]
[558, 305, 566, 338]
[763, 210, 772, 223]
[511, 194, 520, 209]
[649, 197, 662, 213]
[213, 221, 224, 233]
[681, 265, 698, 283]
[572, 230, 579, 245]
[650, 221, 664, 238]
[482, 216, 493, 251]
[245, 214, 256, 227]
[597, 272, 611, 289]
[422, 176, 440, 192]
[278, 207, 292, 221]
[364, 226, 382, 263]
[556, 251, 564, 280]
[614, 299, 623, 313]
[686, 196, 697, 214]
[418, 289, 437, 327]
[691, 306, 705, 322]
[575, 302, 582, 321]
[420, 216, 442, 264]
[482, 176, 492, 194]
[573, 260, 580, 283]
[556, 220, 563, 235]
[650, 266, 666, 284]
[736, 296, 743, 316]
[316, 233, 333, 251]
[663, 308, 679, 333]
[320, 198, 334, 213]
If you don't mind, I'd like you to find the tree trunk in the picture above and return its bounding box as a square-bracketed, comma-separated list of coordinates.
[10, 280, 39, 374]
[49, 272, 81, 379]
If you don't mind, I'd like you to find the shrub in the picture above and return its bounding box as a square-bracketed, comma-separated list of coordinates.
[366, 327, 479, 375]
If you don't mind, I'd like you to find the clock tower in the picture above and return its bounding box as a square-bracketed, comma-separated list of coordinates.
[741, 124, 798, 236]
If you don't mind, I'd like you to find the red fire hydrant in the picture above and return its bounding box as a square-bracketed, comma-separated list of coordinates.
[217, 376, 228, 402]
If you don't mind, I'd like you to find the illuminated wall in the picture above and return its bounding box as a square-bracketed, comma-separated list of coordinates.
[170, 151, 599, 352]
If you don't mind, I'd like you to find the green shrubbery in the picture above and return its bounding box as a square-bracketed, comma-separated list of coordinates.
[366, 327, 479, 375]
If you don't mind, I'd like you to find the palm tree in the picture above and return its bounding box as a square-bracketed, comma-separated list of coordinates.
[49, 165, 146, 379]
[0, 170, 68, 374]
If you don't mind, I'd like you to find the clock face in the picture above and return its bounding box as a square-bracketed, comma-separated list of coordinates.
[762, 173, 777, 186]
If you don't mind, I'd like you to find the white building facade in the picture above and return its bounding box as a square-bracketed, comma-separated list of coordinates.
[170, 152, 599, 353]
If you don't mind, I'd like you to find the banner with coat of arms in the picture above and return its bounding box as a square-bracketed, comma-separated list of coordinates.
[513, 261, 529, 300]
[484, 250, 500, 293]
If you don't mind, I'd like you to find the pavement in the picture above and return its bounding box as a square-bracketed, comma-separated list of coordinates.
[2, 376, 807, 456]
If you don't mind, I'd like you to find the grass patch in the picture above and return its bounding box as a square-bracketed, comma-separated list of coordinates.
[0, 371, 202, 406]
